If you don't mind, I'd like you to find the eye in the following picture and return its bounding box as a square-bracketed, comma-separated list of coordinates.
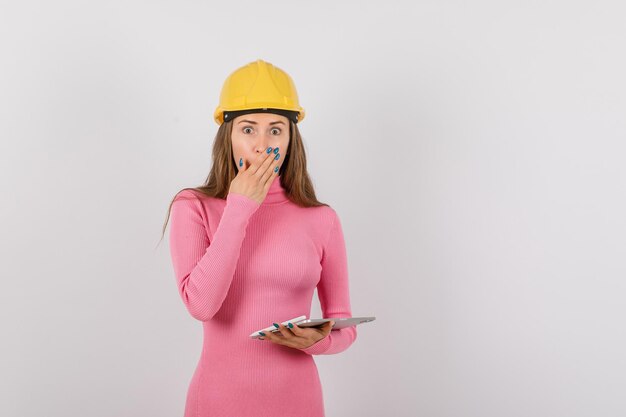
[271, 128, 281, 135]
[243, 127, 253, 134]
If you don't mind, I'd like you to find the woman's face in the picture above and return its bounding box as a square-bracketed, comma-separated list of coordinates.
[231, 113, 290, 172]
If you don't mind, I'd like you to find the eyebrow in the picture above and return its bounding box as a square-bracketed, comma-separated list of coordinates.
[237, 119, 286, 126]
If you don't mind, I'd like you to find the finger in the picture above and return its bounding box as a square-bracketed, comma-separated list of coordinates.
[258, 330, 273, 342]
[273, 322, 295, 338]
[318, 321, 334, 336]
[285, 321, 305, 337]
[286, 322, 322, 346]
[245, 148, 265, 174]
[261, 152, 281, 186]
[254, 148, 277, 180]
[267, 328, 286, 338]
[249, 147, 275, 176]
[262, 328, 288, 346]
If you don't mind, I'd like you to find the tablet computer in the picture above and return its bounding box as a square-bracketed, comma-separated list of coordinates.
[250, 316, 375, 338]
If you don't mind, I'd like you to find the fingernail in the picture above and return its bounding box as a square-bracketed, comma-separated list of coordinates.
[239, 158, 243, 167]
[288, 322, 293, 328]
[274, 166, 279, 173]
[273, 323, 279, 328]
[275, 153, 280, 160]
[273, 147, 279, 154]
[266, 147, 273, 153]
[259, 332, 266, 336]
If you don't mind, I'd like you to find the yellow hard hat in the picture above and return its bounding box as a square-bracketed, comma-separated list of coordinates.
[213, 59, 305, 126]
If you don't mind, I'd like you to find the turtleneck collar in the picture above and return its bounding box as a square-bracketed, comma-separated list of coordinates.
[262, 175, 289, 205]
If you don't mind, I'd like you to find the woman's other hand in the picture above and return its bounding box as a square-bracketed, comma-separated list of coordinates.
[259, 320, 335, 349]
[229, 146, 281, 204]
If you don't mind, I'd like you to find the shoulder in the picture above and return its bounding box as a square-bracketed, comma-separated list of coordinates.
[173, 188, 200, 202]
[320, 203, 340, 221]
[301, 204, 341, 239]
[170, 190, 203, 220]
[173, 188, 225, 208]
[172, 189, 204, 210]
[171, 189, 214, 219]
[299, 202, 338, 221]
[171, 189, 230, 231]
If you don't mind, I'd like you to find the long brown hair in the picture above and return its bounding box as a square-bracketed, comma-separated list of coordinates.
[157, 118, 328, 245]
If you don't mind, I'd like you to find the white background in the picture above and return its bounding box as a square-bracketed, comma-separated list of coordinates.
[1, 1, 625, 416]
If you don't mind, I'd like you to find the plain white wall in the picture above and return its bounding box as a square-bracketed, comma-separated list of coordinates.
[1, 1, 625, 416]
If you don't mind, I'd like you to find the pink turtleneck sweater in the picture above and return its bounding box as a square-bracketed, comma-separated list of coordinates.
[168, 174, 357, 417]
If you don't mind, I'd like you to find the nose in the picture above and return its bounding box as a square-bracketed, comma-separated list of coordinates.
[255, 133, 274, 153]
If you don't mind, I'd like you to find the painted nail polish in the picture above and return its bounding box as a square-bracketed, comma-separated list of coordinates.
[239, 158, 243, 167]
[274, 166, 279, 173]
[275, 153, 280, 160]
[273, 323, 279, 328]
[288, 323, 293, 328]
[266, 147, 273, 153]
[259, 332, 266, 336]
[273, 147, 279, 154]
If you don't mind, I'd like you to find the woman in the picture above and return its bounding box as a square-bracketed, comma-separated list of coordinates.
[162, 59, 358, 417]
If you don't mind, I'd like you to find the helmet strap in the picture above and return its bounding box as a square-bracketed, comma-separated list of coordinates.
[224, 108, 299, 124]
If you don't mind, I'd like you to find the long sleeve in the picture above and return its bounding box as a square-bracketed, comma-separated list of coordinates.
[169, 190, 260, 321]
[298, 210, 358, 355]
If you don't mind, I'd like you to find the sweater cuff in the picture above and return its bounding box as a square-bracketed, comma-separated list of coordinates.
[299, 332, 332, 355]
